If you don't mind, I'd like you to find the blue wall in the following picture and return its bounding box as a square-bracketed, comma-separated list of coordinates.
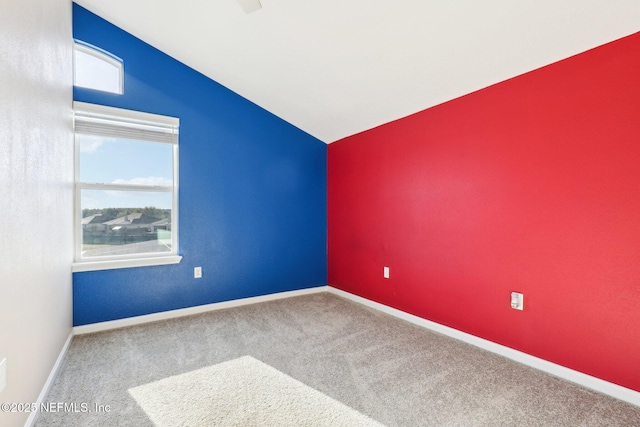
[72, 4, 327, 326]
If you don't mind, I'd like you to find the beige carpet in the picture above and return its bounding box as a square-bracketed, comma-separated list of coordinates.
[128, 355, 384, 426]
[36, 293, 640, 426]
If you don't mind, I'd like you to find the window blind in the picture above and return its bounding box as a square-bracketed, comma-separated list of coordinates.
[74, 103, 179, 145]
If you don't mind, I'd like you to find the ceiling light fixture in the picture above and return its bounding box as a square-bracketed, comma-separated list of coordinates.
[236, 0, 262, 14]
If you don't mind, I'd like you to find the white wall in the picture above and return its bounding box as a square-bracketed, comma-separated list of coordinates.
[0, 0, 73, 425]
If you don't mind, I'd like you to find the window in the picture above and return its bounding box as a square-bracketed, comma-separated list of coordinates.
[74, 40, 124, 94]
[73, 102, 181, 272]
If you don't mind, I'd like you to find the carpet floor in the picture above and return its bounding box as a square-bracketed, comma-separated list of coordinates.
[35, 292, 640, 426]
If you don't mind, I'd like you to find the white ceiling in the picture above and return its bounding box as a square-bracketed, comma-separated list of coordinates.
[74, 0, 640, 143]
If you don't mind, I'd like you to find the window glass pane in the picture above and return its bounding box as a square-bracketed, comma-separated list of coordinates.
[78, 134, 173, 185]
[74, 47, 122, 94]
[81, 190, 172, 258]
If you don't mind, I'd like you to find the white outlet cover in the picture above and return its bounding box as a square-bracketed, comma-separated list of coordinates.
[511, 292, 524, 310]
[383, 266, 390, 279]
[0, 358, 6, 393]
[194, 267, 202, 279]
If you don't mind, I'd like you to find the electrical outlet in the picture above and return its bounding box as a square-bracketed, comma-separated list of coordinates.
[383, 266, 390, 279]
[511, 292, 524, 310]
[0, 358, 6, 393]
[194, 267, 202, 279]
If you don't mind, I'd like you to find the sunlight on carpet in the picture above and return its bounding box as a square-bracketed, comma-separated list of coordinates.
[128, 356, 384, 426]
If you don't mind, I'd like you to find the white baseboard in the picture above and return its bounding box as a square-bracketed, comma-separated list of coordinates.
[328, 286, 640, 408]
[24, 331, 74, 427]
[73, 286, 328, 335]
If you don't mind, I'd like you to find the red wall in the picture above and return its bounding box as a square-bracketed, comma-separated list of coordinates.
[328, 32, 640, 392]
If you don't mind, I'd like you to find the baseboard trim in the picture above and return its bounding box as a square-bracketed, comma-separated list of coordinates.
[25, 331, 74, 427]
[328, 286, 640, 408]
[73, 286, 328, 335]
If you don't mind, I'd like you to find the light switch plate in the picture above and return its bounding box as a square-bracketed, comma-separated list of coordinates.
[383, 266, 390, 279]
[0, 358, 6, 393]
[194, 267, 202, 279]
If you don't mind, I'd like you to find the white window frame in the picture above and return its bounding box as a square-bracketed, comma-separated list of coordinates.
[73, 40, 124, 95]
[72, 102, 181, 272]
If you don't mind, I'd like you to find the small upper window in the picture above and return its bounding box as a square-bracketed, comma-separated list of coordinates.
[73, 40, 124, 94]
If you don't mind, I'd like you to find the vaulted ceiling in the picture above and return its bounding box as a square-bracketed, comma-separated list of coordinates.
[74, 0, 640, 143]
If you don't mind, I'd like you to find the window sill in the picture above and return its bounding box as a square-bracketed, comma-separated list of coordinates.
[72, 255, 182, 273]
